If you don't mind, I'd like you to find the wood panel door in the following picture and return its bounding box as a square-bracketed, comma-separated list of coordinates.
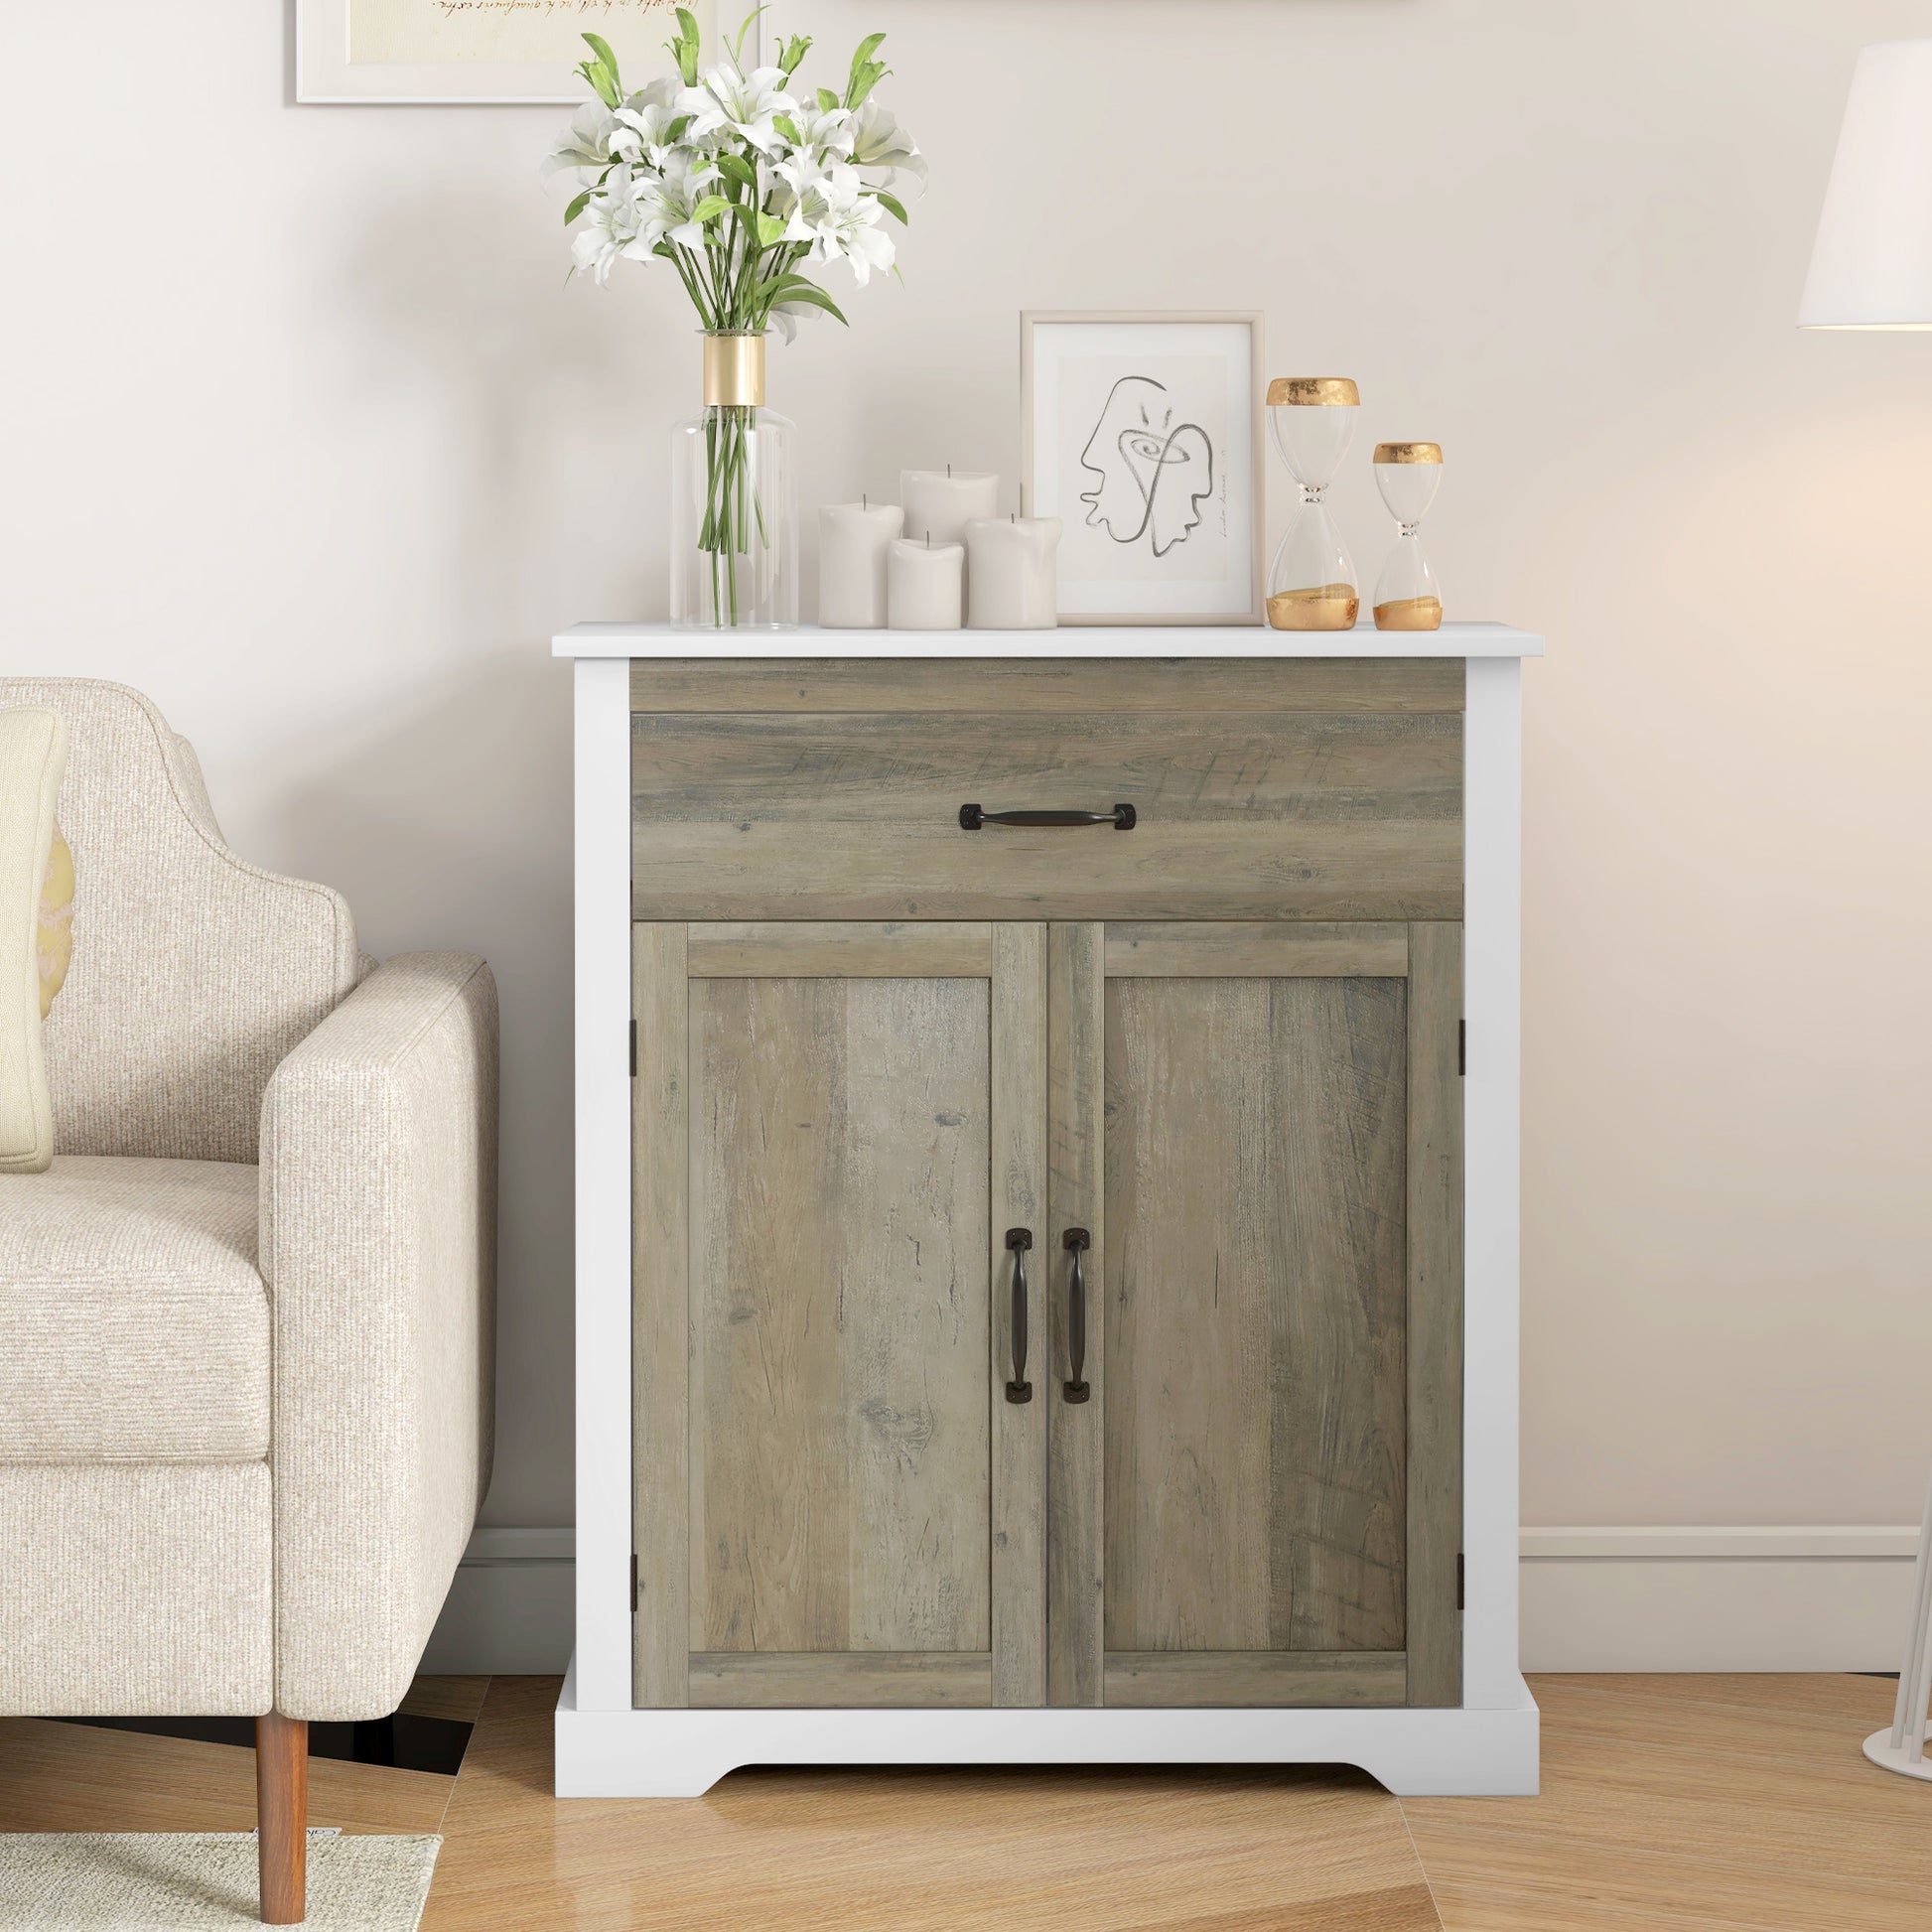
[1048, 921, 1462, 1710]
[632, 921, 1047, 1710]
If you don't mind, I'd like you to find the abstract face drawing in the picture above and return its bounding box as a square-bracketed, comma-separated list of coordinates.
[1078, 376, 1214, 557]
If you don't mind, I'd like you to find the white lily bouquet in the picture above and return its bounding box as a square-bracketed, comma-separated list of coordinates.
[548, 9, 924, 627]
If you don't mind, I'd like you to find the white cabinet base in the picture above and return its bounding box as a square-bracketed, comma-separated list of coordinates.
[554, 1656, 1542, 1798]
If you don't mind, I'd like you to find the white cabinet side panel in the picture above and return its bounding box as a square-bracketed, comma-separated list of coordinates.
[575, 657, 634, 1711]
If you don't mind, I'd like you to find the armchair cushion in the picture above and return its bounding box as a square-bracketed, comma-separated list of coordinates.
[0, 1156, 267, 1463]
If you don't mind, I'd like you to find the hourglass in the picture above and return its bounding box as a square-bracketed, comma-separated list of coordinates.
[1265, 377, 1361, 630]
[1372, 443, 1444, 630]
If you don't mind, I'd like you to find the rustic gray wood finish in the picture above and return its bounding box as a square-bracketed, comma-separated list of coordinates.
[630, 710, 1462, 922]
[629, 656, 1466, 715]
[630, 922, 689, 1708]
[689, 1651, 995, 1709]
[1102, 1651, 1407, 1709]
[628, 659, 1469, 1720]
[1102, 952, 1409, 1672]
[990, 924, 1048, 1707]
[1047, 922, 1106, 1707]
[689, 969, 993, 1656]
[634, 919, 1049, 1712]
[1404, 921, 1465, 1708]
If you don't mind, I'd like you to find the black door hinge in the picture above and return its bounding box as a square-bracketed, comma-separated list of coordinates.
[1457, 1020, 1465, 1076]
[1455, 1552, 1465, 1611]
[629, 1020, 637, 1077]
[630, 1553, 638, 1612]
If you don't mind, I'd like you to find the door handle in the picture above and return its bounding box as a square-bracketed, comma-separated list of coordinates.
[959, 803, 1136, 831]
[1004, 1228, 1033, 1403]
[1062, 1227, 1091, 1403]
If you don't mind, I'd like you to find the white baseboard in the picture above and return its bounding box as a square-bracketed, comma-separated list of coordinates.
[420, 1525, 1923, 1678]
[1521, 1525, 1920, 1672]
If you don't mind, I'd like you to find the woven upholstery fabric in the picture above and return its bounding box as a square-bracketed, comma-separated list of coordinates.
[0, 679, 358, 1164]
[0, 1156, 266, 1463]
[260, 952, 498, 1723]
[0, 1463, 271, 1715]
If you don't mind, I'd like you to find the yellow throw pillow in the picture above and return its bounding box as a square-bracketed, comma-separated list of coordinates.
[39, 825, 73, 1019]
[1, 705, 69, 1173]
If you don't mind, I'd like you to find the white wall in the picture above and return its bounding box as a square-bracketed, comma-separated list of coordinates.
[5, 1, 1930, 1664]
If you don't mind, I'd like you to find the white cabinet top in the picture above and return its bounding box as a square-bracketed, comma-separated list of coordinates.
[553, 620, 1544, 660]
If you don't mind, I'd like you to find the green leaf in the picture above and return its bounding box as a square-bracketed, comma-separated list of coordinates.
[773, 282, 849, 326]
[779, 35, 813, 75]
[872, 189, 908, 225]
[581, 33, 621, 88]
[771, 113, 802, 147]
[844, 32, 892, 110]
[693, 194, 734, 224]
[576, 56, 621, 109]
[564, 189, 593, 225]
[731, 6, 771, 65]
[714, 152, 758, 190]
[847, 60, 889, 109]
[817, 87, 840, 114]
[664, 114, 693, 145]
[575, 32, 621, 106]
[756, 211, 787, 248]
[666, 8, 701, 85]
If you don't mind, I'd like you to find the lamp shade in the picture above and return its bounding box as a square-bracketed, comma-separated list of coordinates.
[1801, 40, 1932, 328]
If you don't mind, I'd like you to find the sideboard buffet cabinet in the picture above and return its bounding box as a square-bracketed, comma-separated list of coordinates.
[555, 621, 1542, 1797]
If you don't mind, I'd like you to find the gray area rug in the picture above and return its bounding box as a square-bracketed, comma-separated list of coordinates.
[0, 1831, 439, 1929]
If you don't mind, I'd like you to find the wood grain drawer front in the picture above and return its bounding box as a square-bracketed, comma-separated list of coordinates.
[630, 709, 1463, 921]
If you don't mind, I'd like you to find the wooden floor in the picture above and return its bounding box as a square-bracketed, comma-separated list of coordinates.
[1, 1674, 1926, 1929]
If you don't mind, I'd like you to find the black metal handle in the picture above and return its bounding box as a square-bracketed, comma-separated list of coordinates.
[960, 803, 1136, 831]
[1005, 1228, 1033, 1403]
[1062, 1227, 1091, 1403]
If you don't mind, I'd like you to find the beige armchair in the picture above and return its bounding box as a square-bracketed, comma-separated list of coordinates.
[0, 679, 496, 1924]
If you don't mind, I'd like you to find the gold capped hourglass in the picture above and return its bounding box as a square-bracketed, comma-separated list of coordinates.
[1265, 377, 1361, 630]
[1372, 443, 1444, 630]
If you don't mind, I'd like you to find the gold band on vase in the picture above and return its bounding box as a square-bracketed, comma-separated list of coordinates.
[703, 334, 766, 408]
[1373, 442, 1444, 464]
[1266, 376, 1361, 407]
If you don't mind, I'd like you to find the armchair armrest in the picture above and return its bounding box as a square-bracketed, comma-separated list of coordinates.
[259, 952, 498, 1722]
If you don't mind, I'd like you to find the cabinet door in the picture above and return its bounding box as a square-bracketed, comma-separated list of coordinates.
[1048, 921, 1462, 1709]
[632, 922, 1047, 1710]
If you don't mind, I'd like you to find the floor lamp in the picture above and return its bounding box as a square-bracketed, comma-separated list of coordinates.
[1799, 36, 1932, 1783]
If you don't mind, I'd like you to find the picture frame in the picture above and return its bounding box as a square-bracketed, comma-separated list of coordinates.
[1021, 311, 1265, 627]
[296, 0, 716, 106]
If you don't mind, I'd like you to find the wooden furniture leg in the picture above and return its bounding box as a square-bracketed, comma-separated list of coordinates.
[255, 1713, 308, 1924]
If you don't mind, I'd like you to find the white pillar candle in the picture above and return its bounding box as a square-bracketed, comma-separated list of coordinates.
[817, 501, 903, 628]
[898, 470, 1000, 548]
[886, 537, 965, 630]
[964, 515, 1062, 629]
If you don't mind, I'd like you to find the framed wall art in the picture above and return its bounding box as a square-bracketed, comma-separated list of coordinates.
[1021, 311, 1264, 626]
[297, 0, 716, 105]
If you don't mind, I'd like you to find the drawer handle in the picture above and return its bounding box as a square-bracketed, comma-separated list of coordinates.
[1062, 1227, 1091, 1404]
[959, 803, 1136, 831]
[1005, 1228, 1033, 1404]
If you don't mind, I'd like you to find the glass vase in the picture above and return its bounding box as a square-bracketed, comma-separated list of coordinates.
[669, 335, 797, 630]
